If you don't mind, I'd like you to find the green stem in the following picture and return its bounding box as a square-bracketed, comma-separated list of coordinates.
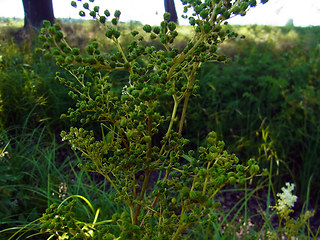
[167, 36, 205, 80]
[202, 162, 212, 195]
[171, 206, 188, 240]
[133, 169, 151, 225]
[160, 95, 179, 155]
[171, 225, 186, 240]
[178, 92, 190, 139]
[177, 62, 199, 138]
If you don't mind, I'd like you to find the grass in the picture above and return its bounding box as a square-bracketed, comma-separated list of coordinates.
[0, 119, 119, 239]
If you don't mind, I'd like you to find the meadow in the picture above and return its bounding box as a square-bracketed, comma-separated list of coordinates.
[0, 14, 319, 239]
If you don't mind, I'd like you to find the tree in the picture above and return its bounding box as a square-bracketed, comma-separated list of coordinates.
[164, 0, 178, 23]
[22, 0, 55, 30]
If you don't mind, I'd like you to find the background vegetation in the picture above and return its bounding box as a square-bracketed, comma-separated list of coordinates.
[0, 18, 319, 238]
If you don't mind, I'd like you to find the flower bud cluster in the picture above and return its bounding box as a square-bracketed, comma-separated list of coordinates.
[40, 201, 86, 239]
[37, 0, 267, 238]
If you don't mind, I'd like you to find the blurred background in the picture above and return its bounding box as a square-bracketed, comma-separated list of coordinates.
[0, 0, 320, 26]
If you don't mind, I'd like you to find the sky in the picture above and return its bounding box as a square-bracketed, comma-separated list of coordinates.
[0, 0, 319, 27]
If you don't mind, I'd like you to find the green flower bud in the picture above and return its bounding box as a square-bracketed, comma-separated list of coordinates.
[86, 45, 94, 55]
[42, 20, 51, 28]
[114, 10, 121, 18]
[56, 55, 64, 63]
[248, 158, 256, 166]
[143, 24, 152, 33]
[90, 11, 96, 18]
[222, 10, 231, 19]
[262, 169, 268, 176]
[137, 124, 144, 131]
[83, 2, 89, 9]
[153, 26, 161, 34]
[207, 137, 216, 146]
[189, 190, 202, 201]
[55, 31, 63, 41]
[203, 22, 211, 33]
[250, 165, 260, 175]
[48, 26, 56, 34]
[206, 152, 214, 161]
[114, 31, 120, 39]
[105, 29, 113, 38]
[168, 22, 176, 31]
[52, 48, 60, 55]
[144, 136, 152, 143]
[35, 48, 42, 54]
[53, 23, 61, 30]
[72, 48, 80, 55]
[71, 1, 77, 7]
[210, 45, 217, 53]
[44, 51, 52, 59]
[94, 6, 99, 12]
[189, 17, 196, 26]
[169, 48, 179, 58]
[38, 34, 46, 42]
[104, 9, 110, 17]
[131, 90, 139, 97]
[163, 12, 171, 21]
[126, 130, 134, 139]
[131, 30, 139, 37]
[65, 55, 74, 64]
[200, 9, 208, 19]
[111, 18, 118, 25]
[79, 10, 85, 17]
[42, 42, 50, 49]
[229, 176, 236, 185]
[75, 55, 83, 62]
[150, 33, 156, 39]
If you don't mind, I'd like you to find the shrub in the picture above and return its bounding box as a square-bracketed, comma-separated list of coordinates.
[19, 0, 272, 239]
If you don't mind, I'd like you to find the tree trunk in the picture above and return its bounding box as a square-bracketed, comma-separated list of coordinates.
[164, 0, 178, 23]
[22, 0, 55, 30]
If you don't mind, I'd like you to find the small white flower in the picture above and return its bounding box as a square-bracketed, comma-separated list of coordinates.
[276, 182, 297, 211]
